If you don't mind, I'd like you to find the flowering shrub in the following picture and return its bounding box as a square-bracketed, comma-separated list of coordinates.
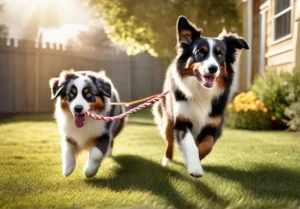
[228, 69, 300, 131]
[252, 70, 290, 123]
[226, 91, 272, 130]
[228, 91, 268, 113]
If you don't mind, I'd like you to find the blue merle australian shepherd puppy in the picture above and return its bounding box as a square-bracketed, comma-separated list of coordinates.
[49, 70, 125, 178]
[153, 16, 249, 177]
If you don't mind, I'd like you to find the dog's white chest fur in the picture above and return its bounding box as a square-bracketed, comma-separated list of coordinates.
[55, 108, 105, 149]
[173, 77, 221, 137]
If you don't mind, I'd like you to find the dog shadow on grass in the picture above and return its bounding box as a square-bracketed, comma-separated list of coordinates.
[205, 164, 300, 200]
[127, 121, 154, 126]
[85, 155, 229, 209]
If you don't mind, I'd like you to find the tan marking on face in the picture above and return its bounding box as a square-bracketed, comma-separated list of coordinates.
[202, 46, 208, 52]
[60, 98, 69, 109]
[181, 62, 203, 77]
[216, 62, 227, 89]
[83, 88, 89, 94]
[220, 62, 228, 77]
[216, 76, 225, 89]
[197, 135, 214, 160]
[89, 96, 104, 112]
[216, 47, 221, 52]
[71, 88, 77, 94]
[180, 68, 194, 77]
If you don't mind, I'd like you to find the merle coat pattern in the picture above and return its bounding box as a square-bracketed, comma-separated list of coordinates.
[50, 70, 125, 178]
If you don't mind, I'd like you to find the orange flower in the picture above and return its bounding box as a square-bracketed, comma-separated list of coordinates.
[228, 91, 268, 113]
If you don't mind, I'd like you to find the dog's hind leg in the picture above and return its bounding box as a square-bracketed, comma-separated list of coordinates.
[84, 133, 109, 178]
[162, 118, 174, 166]
[61, 138, 77, 177]
[162, 119, 174, 166]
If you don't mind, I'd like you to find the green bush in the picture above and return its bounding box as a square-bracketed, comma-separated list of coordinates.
[286, 68, 300, 103]
[252, 70, 290, 123]
[226, 109, 271, 130]
[285, 102, 300, 131]
[284, 68, 300, 131]
[228, 69, 300, 131]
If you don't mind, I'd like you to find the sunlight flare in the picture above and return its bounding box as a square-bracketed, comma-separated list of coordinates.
[3, 0, 90, 43]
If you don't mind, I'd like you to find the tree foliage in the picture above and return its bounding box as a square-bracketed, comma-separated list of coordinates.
[0, 2, 8, 38]
[75, 27, 115, 49]
[91, 0, 241, 62]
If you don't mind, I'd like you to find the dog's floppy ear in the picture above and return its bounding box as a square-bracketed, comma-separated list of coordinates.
[49, 69, 76, 100]
[49, 77, 65, 100]
[177, 15, 201, 46]
[95, 79, 112, 98]
[218, 28, 249, 65]
[218, 28, 249, 50]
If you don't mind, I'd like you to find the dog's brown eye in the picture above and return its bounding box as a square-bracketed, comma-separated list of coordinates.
[199, 53, 204, 57]
[71, 88, 77, 94]
[217, 54, 223, 59]
[84, 88, 89, 94]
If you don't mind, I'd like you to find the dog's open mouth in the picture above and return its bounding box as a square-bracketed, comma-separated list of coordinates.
[74, 114, 87, 128]
[193, 69, 216, 88]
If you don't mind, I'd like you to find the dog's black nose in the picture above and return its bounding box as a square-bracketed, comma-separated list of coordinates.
[74, 105, 83, 113]
[208, 66, 218, 74]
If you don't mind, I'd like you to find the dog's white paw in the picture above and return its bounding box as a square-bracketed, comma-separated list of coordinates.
[84, 147, 103, 178]
[162, 157, 171, 166]
[62, 163, 75, 177]
[84, 162, 100, 178]
[187, 159, 203, 178]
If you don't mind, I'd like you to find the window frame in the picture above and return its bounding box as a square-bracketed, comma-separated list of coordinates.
[272, 0, 293, 44]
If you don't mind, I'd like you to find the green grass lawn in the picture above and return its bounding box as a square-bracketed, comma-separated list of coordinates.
[0, 109, 300, 209]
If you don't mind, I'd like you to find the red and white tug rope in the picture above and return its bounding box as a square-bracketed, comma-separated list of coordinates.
[86, 91, 169, 122]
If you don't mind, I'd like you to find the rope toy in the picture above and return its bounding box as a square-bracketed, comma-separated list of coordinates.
[86, 91, 169, 122]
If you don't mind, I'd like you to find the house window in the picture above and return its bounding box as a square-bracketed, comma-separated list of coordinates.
[274, 0, 292, 40]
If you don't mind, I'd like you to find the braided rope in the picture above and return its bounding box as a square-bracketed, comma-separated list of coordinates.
[86, 91, 169, 122]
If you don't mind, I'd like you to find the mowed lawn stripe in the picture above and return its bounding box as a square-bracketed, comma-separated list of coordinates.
[0, 109, 299, 209]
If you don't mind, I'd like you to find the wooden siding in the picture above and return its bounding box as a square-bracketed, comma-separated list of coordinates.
[264, 0, 297, 70]
[252, 0, 267, 78]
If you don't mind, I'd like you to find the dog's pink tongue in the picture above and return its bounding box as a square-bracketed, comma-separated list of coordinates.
[204, 76, 215, 86]
[75, 115, 85, 128]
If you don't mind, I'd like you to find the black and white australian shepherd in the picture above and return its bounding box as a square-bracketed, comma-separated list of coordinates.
[153, 16, 249, 177]
[49, 69, 125, 178]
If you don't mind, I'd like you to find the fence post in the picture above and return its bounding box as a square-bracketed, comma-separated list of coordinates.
[34, 49, 40, 112]
[129, 55, 133, 101]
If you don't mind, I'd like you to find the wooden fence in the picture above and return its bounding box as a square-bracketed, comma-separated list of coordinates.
[0, 39, 165, 113]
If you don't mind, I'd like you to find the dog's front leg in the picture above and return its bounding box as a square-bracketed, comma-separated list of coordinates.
[175, 120, 203, 178]
[61, 138, 77, 177]
[84, 133, 110, 178]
